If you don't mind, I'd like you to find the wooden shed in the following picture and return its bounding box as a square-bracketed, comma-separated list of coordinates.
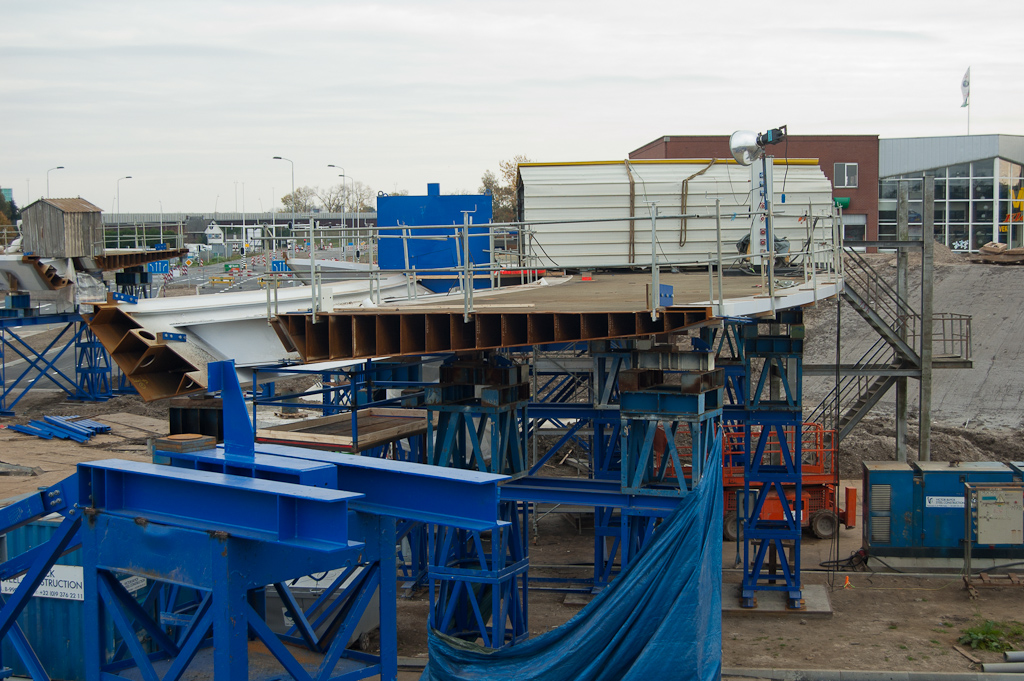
[21, 198, 104, 258]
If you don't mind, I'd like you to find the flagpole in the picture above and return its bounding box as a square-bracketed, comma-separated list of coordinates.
[961, 67, 971, 136]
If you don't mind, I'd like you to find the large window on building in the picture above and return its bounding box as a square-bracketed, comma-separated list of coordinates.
[878, 158, 1012, 251]
[834, 163, 859, 188]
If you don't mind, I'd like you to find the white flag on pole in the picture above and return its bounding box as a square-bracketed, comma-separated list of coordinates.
[961, 67, 970, 108]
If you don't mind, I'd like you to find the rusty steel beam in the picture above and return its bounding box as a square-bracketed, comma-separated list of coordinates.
[272, 307, 712, 363]
[83, 303, 205, 401]
[20, 255, 71, 289]
[90, 249, 188, 271]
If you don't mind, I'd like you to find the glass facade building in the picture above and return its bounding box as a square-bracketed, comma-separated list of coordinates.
[878, 136, 1024, 251]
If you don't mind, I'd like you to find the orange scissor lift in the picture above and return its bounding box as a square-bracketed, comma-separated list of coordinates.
[651, 420, 856, 541]
[721, 422, 856, 541]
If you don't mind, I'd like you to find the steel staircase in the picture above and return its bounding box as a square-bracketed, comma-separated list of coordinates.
[809, 247, 971, 442]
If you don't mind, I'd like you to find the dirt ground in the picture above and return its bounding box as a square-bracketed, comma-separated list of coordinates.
[392, 503, 1024, 675]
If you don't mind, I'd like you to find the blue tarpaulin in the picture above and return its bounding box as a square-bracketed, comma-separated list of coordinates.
[422, 457, 723, 681]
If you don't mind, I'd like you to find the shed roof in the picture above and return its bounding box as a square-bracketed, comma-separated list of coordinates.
[24, 198, 103, 213]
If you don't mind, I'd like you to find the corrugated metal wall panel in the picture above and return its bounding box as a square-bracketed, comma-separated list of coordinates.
[2, 517, 87, 680]
[1, 517, 151, 680]
[520, 161, 834, 268]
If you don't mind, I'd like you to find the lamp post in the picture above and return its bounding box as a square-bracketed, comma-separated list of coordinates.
[46, 166, 64, 198]
[273, 156, 295, 230]
[274, 155, 314, 312]
[327, 165, 349, 255]
[339, 173, 357, 260]
[329, 165, 359, 259]
[158, 200, 163, 246]
[117, 176, 132, 249]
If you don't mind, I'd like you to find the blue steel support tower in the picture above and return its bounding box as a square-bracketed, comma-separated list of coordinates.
[739, 311, 805, 609]
[423, 353, 530, 648]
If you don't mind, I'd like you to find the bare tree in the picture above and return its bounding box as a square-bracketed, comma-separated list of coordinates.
[313, 185, 346, 212]
[480, 155, 530, 223]
[351, 181, 376, 211]
[280, 186, 318, 213]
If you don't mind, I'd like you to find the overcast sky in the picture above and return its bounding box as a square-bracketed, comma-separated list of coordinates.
[3, 0, 1020, 214]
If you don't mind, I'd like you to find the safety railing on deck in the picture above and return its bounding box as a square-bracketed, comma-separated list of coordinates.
[909, 312, 972, 362]
[842, 247, 917, 337]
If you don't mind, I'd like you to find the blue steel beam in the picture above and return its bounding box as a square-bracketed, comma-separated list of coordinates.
[0, 476, 76, 535]
[79, 460, 362, 550]
[248, 443, 508, 532]
[527, 403, 620, 421]
[163, 448, 336, 488]
[500, 476, 679, 515]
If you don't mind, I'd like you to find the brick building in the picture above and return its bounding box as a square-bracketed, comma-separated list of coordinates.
[630, 135, 880, 241]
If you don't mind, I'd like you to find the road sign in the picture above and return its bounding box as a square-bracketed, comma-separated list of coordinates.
[147, 260, 169, 274]
[185, 259, 194, 267]
[271, 260, 287, 272]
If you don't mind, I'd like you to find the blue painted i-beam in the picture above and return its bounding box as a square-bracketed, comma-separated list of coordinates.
[79, 459, 362, 550]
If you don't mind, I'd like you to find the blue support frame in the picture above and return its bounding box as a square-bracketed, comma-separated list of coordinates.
[0, 476, 81, 680]
[427, 501, 529, 649]
[0, 314, 82, 415]
[424, 356, 529, 478]
[737, 314, 805, 609]
[0, 357, 509, 680]
[618, 372, 724, 499]
[73, 446, 507, 679]
[74, 322, 113, 401]
[420, 354, 531, 647]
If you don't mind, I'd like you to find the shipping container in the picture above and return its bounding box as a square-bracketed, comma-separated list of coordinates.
[0, 516, 151, 680]
[517, 159, 836, 269]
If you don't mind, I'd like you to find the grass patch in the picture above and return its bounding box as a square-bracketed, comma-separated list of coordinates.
[958, 620, 1024, 652]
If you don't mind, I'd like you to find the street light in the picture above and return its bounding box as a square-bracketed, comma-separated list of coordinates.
[117, 176, 132, 248]
[331, 169, 357, 260]
[328, 165, 350, 254]
[46, 166, 64, 198]
[276, 155, 318, 315]
[273, 155, 296, 245]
